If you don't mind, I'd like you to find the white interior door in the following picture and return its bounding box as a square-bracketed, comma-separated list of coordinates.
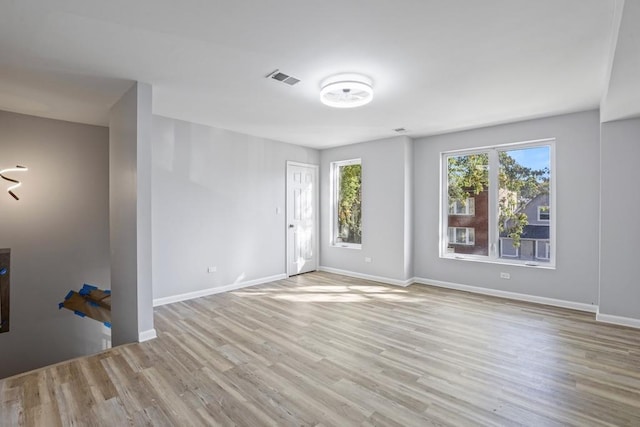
[286, 162, 318, 276]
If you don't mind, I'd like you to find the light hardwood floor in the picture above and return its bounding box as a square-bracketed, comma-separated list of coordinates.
[1, 271, 640, 426]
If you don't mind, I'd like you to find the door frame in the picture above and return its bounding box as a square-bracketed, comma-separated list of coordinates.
[286, 161, 320, 277]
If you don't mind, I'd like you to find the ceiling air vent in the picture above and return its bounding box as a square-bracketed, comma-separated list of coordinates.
[266, 69, 300, 86]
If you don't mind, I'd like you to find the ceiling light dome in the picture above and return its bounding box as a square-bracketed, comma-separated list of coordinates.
[320, 74, 373, 108]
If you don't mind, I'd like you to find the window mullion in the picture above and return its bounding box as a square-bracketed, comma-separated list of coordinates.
[488, 149, 499, 260]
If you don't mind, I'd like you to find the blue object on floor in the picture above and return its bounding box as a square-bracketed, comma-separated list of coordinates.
[79, 284, 98, 296]
[0, 267, 6, 276]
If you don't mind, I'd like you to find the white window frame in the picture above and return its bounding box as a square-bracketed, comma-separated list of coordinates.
[537, 206, 550, 222]
[331, 158, 362, 249]
[448, 227, 475, 245]
[440, 138, 556, 268]
[449, 197, 475, 216]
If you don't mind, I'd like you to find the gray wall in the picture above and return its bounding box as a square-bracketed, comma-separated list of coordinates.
[0, 110, 110, 379]
[320, 136, 413, 282]
[109, 82, 155, 345]
[414, 110, 601, 305]
[600, 117, 640, 320]
[151, 116, 319, 300]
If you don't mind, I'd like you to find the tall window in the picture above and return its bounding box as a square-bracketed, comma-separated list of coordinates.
[442, 140, 554, 266]
[332, 159, 362, 248]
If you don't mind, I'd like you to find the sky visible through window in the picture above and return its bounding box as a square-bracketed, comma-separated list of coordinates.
[507, 146, 550, 172]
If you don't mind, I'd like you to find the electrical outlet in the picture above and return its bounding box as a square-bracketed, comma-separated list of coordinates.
[500, 272, 510, 279]
[208, 266, 217, 273]
[364, 257, 372, 263]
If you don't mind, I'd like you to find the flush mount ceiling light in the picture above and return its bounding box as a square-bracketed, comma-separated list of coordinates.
[320, 74, 373, 108]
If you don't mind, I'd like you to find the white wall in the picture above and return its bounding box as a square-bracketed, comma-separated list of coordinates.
[319, 136, 413, 283]
[0, 110, 110, 379]
[151, 116, 319, 301]
[599, 117, 640, 323]
[414, 110, 601, 306]
[109, 82, 155, 345]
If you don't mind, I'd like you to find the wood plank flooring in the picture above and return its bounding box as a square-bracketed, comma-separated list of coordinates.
[1, 271, 640, 426]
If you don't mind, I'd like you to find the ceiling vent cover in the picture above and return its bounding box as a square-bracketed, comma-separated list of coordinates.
[266, 69, 300, 86]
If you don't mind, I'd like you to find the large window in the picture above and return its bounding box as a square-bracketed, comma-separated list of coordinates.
[331, 159, 362, 248]
[442, 140, 554, 266]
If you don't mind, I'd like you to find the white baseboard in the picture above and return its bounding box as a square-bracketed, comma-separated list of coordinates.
[138, 329, 157, 342]
[596, 311, 640, 329]
[413, 277, 598, 313]
[318, 266, 413, 287]
[153, 273, 287, 307]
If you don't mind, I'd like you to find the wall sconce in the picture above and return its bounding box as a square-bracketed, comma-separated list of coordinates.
[0, 165, 28, 200]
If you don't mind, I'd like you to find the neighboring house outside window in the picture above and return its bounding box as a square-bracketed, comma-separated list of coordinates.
[446, 189, 488, 255]
[499, 193, 550, 262]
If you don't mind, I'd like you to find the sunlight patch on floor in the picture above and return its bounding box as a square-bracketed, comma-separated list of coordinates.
[272, 294, 369, 302]
[232, 282, 418, 303]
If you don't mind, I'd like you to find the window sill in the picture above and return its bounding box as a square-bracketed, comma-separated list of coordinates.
[331, 243, 362, 250]
[440, 254, 556, 270]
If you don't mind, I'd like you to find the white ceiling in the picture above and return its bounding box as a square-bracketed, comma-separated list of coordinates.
[0, 0, 621, 148]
